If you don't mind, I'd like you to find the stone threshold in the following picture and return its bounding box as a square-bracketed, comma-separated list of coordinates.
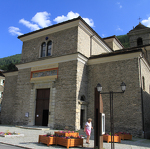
[16, 125, 50, 130]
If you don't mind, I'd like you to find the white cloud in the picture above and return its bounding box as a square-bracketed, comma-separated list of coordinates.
[117, 2, 122, 8]
[83, 18, 94, 27]
[19, 18, 40, 31]
[54, 11, 79, 23]
[102, 34, 105, 37]
[31, 11, 51, 28]
[8, 26, 23, 36]
[54, 11, 94, 27]
[116, 26, 123, 31]
[142, 17, 150, 27]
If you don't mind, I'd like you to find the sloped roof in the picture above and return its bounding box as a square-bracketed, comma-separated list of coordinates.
[89, 48, 142, 59]
[130, 23, 149, 32]
[103, 35, 124, 48]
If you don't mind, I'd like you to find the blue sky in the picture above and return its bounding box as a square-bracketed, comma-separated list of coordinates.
[1, 0, 150, 59]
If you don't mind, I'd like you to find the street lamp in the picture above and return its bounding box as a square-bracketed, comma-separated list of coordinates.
[97, 83, 102, 92]
[96, 82, 126, 149]
[120, 82, 126, 92]
[97, 82, 126, 93]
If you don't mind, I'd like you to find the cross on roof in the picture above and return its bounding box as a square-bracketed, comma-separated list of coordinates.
[138, 17, 142, 23]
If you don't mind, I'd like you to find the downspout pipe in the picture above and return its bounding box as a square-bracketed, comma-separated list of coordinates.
[139, 51, 145, 138]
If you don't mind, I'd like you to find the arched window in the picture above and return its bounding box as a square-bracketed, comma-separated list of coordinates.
[80, 95, 85, 101]
[47, 41, 52, 56]
[41, 42, 46, 57]
[137, 37, 143, 46]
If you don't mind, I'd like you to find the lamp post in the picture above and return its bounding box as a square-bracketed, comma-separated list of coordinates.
[96, 82, 126, 149]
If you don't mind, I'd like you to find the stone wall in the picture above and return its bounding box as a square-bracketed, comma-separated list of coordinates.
[77, 26, 108, 57]
[21, 27, 78, 63]
[91, 38, 107, 55]
[88, 58, 143, 137]
[14, 68, 31, 125]
[140, 59, 150, 139]
[1, 74, 18, 124]
[54, 60, 77, 130]
[77, 26, 90, 57]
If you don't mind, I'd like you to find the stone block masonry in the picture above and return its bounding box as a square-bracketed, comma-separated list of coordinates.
[88, 58, 143, 137]
[21, 27, 78, 63]
[14, 68, 32, 125]
[54, 60, 77, 130]
[1, 74, 18, 124]
[140, 58, 150, 139]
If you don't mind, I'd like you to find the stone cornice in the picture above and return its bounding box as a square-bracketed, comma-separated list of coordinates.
[78, 100, 89, 105]
[18, 17, 112, 53]
[4, 71, 18, 76]
[16, 53, 88, 70]
[88, 51, 141, 65]
[19, 20, 79, 42]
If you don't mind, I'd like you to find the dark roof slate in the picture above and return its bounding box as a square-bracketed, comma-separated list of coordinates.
[130, 23, 149, 32]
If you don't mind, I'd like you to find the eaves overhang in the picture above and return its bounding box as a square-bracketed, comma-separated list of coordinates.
[18, 16, 112, 52]
[88, 48, 142, 65]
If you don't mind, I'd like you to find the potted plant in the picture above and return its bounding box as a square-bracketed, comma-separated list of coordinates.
[103, 133, 121, 143]
[55, 130, 79, 137]
[56, 136, 83, 148]
[38, 133, 56, 146]
[115, 132, 132, 140]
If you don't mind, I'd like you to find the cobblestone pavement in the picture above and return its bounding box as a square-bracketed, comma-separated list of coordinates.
[0, 125, 150, 149]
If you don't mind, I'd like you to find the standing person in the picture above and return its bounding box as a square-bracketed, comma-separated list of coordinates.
[84, 118, 93, 144]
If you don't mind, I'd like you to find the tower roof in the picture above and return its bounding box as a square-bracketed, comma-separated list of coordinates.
[130, 23, 149, 31]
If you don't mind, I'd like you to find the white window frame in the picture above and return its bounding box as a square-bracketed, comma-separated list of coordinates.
[101, 113, 105, 135]
[39, 40, 53, 58]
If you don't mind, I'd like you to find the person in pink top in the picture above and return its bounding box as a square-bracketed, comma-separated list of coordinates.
[84, 118, 93, 144]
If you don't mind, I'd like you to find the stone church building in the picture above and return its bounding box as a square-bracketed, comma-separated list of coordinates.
[1, 17, 150, 138]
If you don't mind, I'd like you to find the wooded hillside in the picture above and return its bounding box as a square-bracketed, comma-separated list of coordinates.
[117, 34, 129, 48]
[0, 34, 130, 71]
[0, 54, 21, 71]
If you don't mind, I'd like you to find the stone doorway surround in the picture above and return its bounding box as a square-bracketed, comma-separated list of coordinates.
[78, 100, 88, 129]
[28, 78, 56, 128]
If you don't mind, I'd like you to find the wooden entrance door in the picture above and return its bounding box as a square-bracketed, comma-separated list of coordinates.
[80, 109, 84, 129]
[35, 89, 50, 126]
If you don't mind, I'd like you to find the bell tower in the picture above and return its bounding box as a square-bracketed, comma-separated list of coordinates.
[127, 23, 150, 47]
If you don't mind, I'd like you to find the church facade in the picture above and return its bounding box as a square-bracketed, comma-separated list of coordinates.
[1, 17, 150, 139]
